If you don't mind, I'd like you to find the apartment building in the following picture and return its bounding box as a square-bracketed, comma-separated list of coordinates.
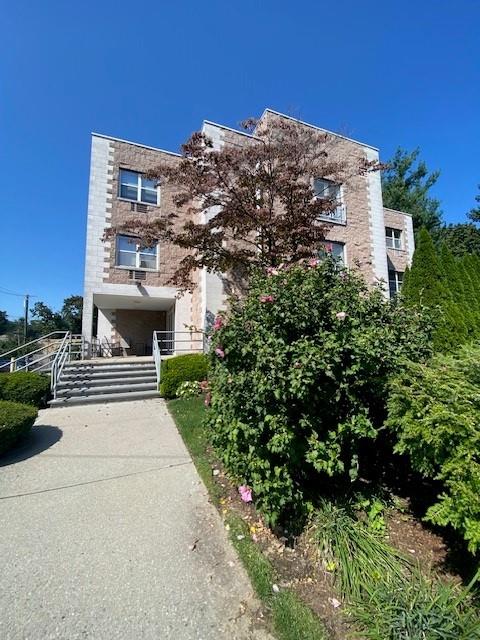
[81, 109, 414, 356]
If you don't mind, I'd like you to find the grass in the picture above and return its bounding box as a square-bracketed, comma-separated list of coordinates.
[168, 397, 328, 640]
[312, 499, 410, 600]
[311, 500, 480, 639]
[167, 397, 221, 502]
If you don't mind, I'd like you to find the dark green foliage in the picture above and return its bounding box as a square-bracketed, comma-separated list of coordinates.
[401, 228, 478, 351]
[467, 184, 480, 223]
[382, 148, 443, 233]
[160, 353, 208, 398]
[0, 400, 38, 454]
[0, 371, 50, 407]
[60, 295, 83, 334]
[0, 310, 10, 335]
[387, 345, 480, 553]
[438, 223, 480, 257]
[207, 261, 431, 526]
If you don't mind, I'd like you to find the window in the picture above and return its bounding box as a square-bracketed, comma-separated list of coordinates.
[385, 227, 402, 250]
[116, 235, 157, 270]
[119, 169, 159, 205]
[313, 178, 345, 223]
[319, 240, 345, 265]
[388, 270, 403, 298]
[314, 177, 340, 200]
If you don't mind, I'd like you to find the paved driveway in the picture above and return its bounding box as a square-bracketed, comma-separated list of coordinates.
[0, 399, 269, 639]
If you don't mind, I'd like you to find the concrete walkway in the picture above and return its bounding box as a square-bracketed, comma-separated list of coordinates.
[0, 400, 270, 640]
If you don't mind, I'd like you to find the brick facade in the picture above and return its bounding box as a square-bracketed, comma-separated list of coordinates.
[82, 110, 414, 353]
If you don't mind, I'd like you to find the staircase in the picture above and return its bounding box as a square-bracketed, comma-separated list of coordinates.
[49, 358, 159, 406]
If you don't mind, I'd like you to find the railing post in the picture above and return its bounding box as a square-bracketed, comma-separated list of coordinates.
[10, 357, 15, 372]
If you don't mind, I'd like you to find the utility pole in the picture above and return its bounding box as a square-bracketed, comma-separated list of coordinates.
[24, 294, 29, 343]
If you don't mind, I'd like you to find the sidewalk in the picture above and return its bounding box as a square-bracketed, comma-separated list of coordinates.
[0, 399, 270, 639]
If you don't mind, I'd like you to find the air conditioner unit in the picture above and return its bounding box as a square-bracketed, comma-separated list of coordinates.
[130, 202, 148, 213]
[128, 270, 146, 284]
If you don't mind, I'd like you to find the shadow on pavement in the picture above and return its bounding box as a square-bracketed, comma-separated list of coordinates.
[0, 426, 63, 467]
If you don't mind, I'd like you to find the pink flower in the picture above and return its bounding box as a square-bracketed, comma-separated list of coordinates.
[239, 485, 253, 503]
[215, 347, 225, 358]
[336, 311, 347, 321]
[259, 295, 275, 303]
[213, 315, 224, 331]
[266, 266, 279, 276]
[308, 258, 320, 268]
[199, 380, 209, 392]
[204, 392, 211, 407]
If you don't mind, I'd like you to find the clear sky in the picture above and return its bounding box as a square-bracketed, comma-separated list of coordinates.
[1, 0, 479, 319]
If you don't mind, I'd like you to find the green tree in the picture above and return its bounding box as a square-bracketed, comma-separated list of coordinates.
[60, 295, 83, 333]
[467, 184, 480, 223]
[0, 311, 10, 335]
[382, 148, 443, 233]
[30, 302, 66, 335]
[438, 223, 480, 257]
[402, 228, 466, 351]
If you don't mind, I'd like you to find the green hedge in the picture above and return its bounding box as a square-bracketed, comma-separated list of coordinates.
[0, 371, 50, 408]
[0, 400, 38, 455]
[160, 354, 208, 399]
[387, 343, 480, 553]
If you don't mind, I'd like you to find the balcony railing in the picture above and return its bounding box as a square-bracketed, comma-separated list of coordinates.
[317, 204, 346, 225]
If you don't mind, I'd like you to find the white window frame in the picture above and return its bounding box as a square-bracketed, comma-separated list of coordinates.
[116, 235, 158, 271]
[385, 227, 403, 250]
[313, 177, 346, 224]
[388, 270, 404, 297]
[118, 169, 160, 206]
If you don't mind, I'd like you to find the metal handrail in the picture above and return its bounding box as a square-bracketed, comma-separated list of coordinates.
[0, 331, 68, 360]
[152, 330, 205, 387]
[152, 330, 161, 386]
[0, 331, 70, 373]
[51, 332, 72, 398]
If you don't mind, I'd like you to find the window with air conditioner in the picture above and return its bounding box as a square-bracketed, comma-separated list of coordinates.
[116, 235, 158, 270]
[119, 169, 159, 205]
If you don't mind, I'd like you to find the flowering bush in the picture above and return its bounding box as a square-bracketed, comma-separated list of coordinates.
[207, 260, 431, 526]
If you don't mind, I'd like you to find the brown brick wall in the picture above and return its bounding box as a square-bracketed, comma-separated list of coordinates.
[104, 140, 191, 288]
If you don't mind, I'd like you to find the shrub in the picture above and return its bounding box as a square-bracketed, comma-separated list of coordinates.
[160, 353, 208, 398]
[0, 400, 38, 454]
[387, 344, 480, 553]
[207, 261, 431, 526]
[176, 380, 202, 399]
[0, 371, 50, 407]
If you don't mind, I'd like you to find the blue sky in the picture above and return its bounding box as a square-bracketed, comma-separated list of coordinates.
[1, 0, 479, 319]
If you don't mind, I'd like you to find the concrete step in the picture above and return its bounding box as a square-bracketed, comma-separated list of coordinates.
[56, 381, 158, 398]
[64, 362, 155, 373]
[57, 375, 157, 389]
[61, 368, 156, 381]
[49, 389, 160, 406]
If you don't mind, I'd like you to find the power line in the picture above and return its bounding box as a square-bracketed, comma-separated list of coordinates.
[0, 286, 37, 298]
